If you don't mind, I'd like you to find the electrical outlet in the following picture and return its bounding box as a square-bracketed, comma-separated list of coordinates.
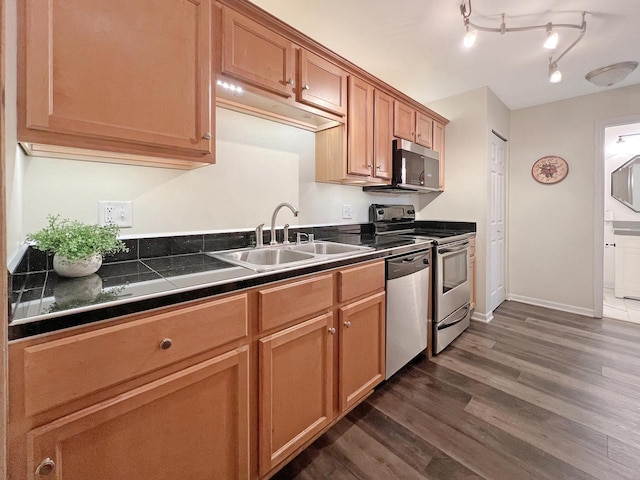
[99, 201, 133, 227]
[342, 204, 353, 219]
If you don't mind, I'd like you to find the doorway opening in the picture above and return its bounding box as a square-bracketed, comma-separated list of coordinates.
[601, 121, 640, 323]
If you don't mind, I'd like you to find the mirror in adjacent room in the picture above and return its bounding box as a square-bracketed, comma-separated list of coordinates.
[611, 155, 640, 212]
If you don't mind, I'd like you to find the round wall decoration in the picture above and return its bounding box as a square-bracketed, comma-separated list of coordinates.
[531, 156, 569, 184]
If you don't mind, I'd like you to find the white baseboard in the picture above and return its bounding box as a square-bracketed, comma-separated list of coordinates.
[471, 310, 493, 323]
[506, 294, 594, 318]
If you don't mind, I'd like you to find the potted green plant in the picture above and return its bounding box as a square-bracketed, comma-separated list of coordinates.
[27, 215, 128, 278]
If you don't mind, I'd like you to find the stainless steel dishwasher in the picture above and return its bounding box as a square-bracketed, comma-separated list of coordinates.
[385, 249, 430, 379]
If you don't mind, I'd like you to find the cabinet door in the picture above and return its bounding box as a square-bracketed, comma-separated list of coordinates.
[339, 292, 385, 411]
[259, 313, 334, 475]
[27, 348, 250, 480]
[22, 0, 212, 155]
[393, 101, 415, 142]
[348, 76, 374, 176]
[373, 90, 394, 180]
[433, 120, 446, 190]
[298, 49, 347, 116]
[222, 7, 294, 98]
[415, 112, 434, 148]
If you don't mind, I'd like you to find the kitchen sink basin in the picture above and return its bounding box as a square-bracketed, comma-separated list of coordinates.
[222, 248, 314, 266]
[207, 241, 374, 272]
[288, 241, 372, 255]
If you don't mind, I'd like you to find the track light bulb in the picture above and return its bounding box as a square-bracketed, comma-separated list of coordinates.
[544, 30, 559, 49]
[464, 27, 478, 47]
[549, 66, 562, 83]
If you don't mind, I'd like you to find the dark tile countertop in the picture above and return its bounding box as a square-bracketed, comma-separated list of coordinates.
[8, 224, 435, 341]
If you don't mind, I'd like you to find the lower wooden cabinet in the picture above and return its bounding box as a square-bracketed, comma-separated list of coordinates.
[11, 260, 387, 480]
[27, 347, 250, 480]
[259, 313, 334, 475]
[339, 292, 386, 411]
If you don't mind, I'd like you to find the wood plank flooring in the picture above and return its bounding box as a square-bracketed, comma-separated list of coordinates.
[272, 301, 640, 480]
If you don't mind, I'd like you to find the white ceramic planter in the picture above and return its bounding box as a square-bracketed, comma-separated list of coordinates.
[53, 253, 103, 278]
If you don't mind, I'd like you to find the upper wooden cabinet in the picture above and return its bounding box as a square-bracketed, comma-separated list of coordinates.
[394, 100, 434, 149]
[316, 76, 394, 184]
[297, 49, 347, 117]
[19, 0, 214, 168]
[373, 90, 394, 180]
[221, 7, 294, 98]
[393, 101, 416, 142]
[415, 112, 434, 149]
[347, 76, 375, 177]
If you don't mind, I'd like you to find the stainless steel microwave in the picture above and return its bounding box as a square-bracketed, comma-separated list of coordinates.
[393, 139, 440, 192]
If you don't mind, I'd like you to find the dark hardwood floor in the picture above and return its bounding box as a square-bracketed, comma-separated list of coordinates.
[272, 301, 640, 480]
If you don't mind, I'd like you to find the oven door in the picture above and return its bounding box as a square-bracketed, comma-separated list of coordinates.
[436, 240, 470, 321]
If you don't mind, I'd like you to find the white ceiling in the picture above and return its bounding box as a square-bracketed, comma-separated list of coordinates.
[249, 0, 640, 110]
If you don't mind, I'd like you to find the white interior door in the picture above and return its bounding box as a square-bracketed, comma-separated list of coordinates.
[489, 134, 506, 311]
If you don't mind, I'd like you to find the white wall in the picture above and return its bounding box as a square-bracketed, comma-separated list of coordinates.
[425, 87, 510, 320]
[20, 108, 398, 239]
[509, 84, 640, 316]
[424, 87, 489, 316]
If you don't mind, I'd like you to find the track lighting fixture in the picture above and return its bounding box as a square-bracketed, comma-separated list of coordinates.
[459, 1, 587, 84]
[543, 24, 559, 50]
[548, 61, 562, 84]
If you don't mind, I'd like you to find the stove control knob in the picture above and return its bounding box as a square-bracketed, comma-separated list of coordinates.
[408, 209, 415, 214]
[377, 209, 384, 215]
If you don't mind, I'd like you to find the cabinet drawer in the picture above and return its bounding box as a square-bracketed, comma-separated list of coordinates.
[23, 294, 248, 416]
[338, 261, 385, 303]
[259, 274, 333, 332]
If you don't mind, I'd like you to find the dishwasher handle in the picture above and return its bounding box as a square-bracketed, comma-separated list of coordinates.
[387, 252, 430, 280]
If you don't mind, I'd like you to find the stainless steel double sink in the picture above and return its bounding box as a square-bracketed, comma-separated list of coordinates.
[207, 241, 374, 272]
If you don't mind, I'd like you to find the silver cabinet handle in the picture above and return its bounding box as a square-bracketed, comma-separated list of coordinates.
[35, 458, 55, 476]
[286, 78, 294, 86]
[343, 321, 351, 328]
[376, 165, 381, 170]
[202, 132, 211, 140]
[303, 84, 310, 90]
[159, 338, 173, 350]
[367, 164, 373, 169]
[328, 327, 336, 335]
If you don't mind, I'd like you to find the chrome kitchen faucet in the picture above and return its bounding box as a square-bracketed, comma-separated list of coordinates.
[269, 203, 299, 245]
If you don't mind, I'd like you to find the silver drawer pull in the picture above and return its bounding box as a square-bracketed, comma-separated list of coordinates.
[159, 338, 173, 350]
[328, 327, 336, 335]
[343, 321, 352, 328]
[35, 458, 55, 476]
[202, 132, 211, 140]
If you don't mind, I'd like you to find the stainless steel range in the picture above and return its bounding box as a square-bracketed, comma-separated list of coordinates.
[370, 204, 474, 355]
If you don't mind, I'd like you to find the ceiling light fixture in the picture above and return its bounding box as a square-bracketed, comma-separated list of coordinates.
[543, 24, 559, 50]
[463, 25, 478, 48]
[548, 62, 562, 83]
[616, 133, 640, 144]
[459, 1, 587, 84]
[585, 61, 639, 87]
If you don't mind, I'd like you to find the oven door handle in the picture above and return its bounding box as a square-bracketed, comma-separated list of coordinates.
[437, 305, 470, 330]
[439, 244, 469, 256]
